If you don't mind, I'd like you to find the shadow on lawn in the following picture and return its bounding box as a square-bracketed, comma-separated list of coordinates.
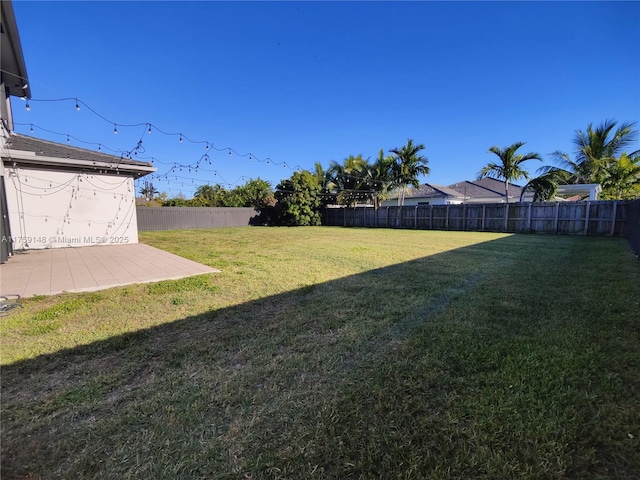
[2, 234, 638, 479]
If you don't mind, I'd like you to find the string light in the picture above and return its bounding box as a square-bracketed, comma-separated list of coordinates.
[13, 96, 317, 199]
[25, 100, 30, 111]
[75, 98, 80, 111]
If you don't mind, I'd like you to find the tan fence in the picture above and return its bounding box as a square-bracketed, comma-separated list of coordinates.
[137, 207, 258, 231]
[322, 201, 635, 237]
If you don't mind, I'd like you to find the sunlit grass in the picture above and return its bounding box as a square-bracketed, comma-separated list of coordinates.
[1, 227, 639, 479]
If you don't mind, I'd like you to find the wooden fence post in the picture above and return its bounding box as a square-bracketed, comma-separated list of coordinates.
[553, 202, 560, 234]
[503, 203, 509, 232]
[462, 204, 467, 231]
[584, 201, 591, 236]
[414, 206, 418, 229]
[481, 205, 486, 231]
[527, 202, 532, 231]
[611, 201, 618, 236]
[430, 205, 434, 230]
[386, 207, 389, 228]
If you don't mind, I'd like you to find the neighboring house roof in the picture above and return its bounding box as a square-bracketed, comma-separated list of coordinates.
[412, 183, 466, 199]
[448, 177, 523, 201]
[2, 133, 156, 177]
[1, 0, 31, 99]
[387, 183, 465, 200]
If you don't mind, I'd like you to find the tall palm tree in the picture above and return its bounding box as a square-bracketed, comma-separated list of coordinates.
[479, 142, 541, 204]
[389, 139, 429, 206]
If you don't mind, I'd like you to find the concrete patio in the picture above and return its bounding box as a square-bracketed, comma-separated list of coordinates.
[0, 243, 219, 298]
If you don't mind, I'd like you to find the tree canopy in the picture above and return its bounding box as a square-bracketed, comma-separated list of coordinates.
[479, 142, 541, 204]
[389, 139, 430, 206]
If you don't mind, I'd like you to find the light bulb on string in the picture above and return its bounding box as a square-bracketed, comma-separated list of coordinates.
[228, 149, 232, 157]
[98, 144, 102, 151]
[179, 134, 183, 143]
[147, 124, 152, 134]
[25, 100, 30, 111]
[113, 124, 118, 135]
[75, 98, 80, 111]
[67, 134, 70, 144]
[205, 142, 210, 151]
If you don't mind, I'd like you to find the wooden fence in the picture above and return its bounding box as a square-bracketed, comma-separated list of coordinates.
[137, 207, 257, 231]
[626, 199, 640, 256]
[322, 201, 636, 237]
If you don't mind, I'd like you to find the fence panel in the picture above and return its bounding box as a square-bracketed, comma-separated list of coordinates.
[137, 207, 257, 231]
[626, 199, 640, 256]
[322, 200, 635, 238]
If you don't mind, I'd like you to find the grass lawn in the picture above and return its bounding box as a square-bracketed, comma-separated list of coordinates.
[1, 227, 639, 479]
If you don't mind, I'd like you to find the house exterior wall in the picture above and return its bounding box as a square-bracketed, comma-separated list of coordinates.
[3, 166, 139, 249]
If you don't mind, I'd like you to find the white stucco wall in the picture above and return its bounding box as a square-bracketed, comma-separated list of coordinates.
[3, 165, 138, 249]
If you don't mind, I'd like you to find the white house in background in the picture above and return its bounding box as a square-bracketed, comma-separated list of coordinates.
[1, 0, 155, 261]
[383, 178, 526, 206]
[555, 184, 601, 201]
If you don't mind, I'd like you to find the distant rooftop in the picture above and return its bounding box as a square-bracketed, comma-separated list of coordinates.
[448, 177, 523, 199]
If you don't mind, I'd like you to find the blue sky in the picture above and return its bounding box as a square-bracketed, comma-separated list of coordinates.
[10, 1, 640, 197]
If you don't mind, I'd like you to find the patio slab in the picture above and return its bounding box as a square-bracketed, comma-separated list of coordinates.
[0, 243, 219, 298]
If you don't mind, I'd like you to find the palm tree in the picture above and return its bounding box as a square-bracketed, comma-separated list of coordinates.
[599, 153, 640, 199]
[327, 155, 371, 206]
[313, 162, 336, 205]
[521, 168, 570, 202]
[389, 139, 430, 206]
[550, 119, 639, 185]
[139, 182, 159, 201]
[573, 119, 638, 183]
[360, 149, 395, 206]
[479, 142, 541, 204]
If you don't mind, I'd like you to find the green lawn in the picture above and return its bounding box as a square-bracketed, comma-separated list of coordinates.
[2, 227, 639, 479]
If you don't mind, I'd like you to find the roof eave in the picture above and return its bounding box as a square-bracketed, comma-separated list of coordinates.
[1, 0, 31, 99]
[2, 150, 156, 177]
